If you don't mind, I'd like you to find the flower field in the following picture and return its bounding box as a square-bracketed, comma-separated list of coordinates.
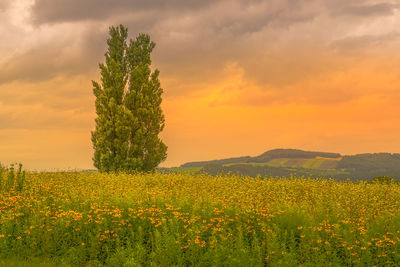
[1, 167, 400, 266]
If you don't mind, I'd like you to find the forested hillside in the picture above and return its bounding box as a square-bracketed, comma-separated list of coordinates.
[177, 149, 400, 181]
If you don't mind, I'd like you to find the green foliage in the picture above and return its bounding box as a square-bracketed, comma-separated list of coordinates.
[338, 153, 400, 171]
[338, 153, 400, 180]
[158, 167, 202, 175]
[0, 162, 5, 179]
[224, 157, 340, 170]
[202, 163, 350, 180]
[92, 25, 167, 173]
[369, 176, 395, 184]
[0, 163, 27, 192]
[1, 172, 400, 266]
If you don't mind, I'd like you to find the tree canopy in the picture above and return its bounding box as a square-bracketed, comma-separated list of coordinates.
[92, 25, 167, 173]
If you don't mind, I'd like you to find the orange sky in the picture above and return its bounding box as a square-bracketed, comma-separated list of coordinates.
[1, 0, 400, 170]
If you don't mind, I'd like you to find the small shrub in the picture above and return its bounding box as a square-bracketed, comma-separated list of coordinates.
[369, 176, 395, 184]
[0, 163, 27, 192]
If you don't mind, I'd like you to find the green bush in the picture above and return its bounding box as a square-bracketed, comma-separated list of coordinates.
[0, 163, 27, 192]
[369, 176, 395, 184]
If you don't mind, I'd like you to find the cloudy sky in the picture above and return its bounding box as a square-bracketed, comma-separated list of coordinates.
[1, 0, 400, 170]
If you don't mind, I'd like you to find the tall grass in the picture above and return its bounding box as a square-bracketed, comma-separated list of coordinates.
[0, 169, 399, 266]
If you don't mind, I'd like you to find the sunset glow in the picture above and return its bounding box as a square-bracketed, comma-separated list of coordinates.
[1, 0, 400, 169]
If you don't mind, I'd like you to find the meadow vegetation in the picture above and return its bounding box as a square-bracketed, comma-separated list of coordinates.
[1, 166, 400, 266]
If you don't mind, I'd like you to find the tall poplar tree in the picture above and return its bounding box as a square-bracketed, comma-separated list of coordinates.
[92, 25, 167, 172]
[125, 34, 167, 171]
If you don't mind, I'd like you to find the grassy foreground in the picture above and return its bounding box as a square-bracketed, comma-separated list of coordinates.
[0, 169, 400, 266]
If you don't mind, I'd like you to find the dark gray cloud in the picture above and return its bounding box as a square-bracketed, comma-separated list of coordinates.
[21, 0, 320, 97]
[331, 32, 400, 52]
[127, 0, 319, 93]
[0, 47, 73, 84]
[31, 0, 215, 24]
[31, 0, 398, 28]
[330, 2, 398, 17]
[8, 0, 398, 98]
[346, 3, 398, 16]
[0, 27, 107, 85]
[31, 0, 319, 32]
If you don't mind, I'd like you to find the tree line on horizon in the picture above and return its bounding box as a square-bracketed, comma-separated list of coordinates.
[178, 149, 400, 181]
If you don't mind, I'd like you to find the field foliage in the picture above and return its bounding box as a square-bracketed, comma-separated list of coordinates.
[223, 157, 340, 170]
[1, 168, 400, 266]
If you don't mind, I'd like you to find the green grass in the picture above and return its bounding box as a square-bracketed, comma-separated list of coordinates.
[0, 258, 63, 267]
[268, 157, 340, 169]
[224, 157, 340, 170]
[163, 167, 203, 174]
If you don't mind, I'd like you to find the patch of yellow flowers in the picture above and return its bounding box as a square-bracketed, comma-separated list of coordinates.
[0, 171, 399, 265]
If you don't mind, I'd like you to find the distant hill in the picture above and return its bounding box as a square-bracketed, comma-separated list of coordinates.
[178, 149, 400, 181]
[181, 148, 341, 167]
[181, 149, 341, 167]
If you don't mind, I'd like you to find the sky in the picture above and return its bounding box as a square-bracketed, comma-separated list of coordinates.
[1, 0, 400, 170]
